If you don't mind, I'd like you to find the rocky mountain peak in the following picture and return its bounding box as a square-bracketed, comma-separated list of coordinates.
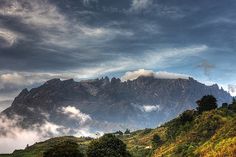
[44, 78, 61, 85]
[1, 76, 232, 132]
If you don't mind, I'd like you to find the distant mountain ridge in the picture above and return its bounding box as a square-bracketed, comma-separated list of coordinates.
[1, 76, 232, 132]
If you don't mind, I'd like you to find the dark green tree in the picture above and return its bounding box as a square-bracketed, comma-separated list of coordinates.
[43, 141, 84, 157]
[87, 134, 131, 157]
[233, 97, 236, 103]
[221, 103, 228, 108]
[228, 97, 236, 111]
[196, 95, 217, 113]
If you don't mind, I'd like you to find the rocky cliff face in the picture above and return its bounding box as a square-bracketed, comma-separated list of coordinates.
[1, 76, 232, 132]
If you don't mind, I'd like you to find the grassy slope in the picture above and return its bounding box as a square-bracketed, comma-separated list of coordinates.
[124, 108, 236, 157]
[1, 108, 235, 157]
[152, 109, 236, 157]
[0, 136, 91, 157]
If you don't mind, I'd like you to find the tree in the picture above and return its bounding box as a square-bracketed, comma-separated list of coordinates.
[228, 97, 236, 111]
[43, 141, 84, 157]
[233, 97, 236, 104]
[196, 95, 217, 113]
[151, 134, 162, 148]
[87, 134, 131, 157]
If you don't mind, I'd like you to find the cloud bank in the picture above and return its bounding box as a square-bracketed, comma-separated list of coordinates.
[121, 69, 190, 81]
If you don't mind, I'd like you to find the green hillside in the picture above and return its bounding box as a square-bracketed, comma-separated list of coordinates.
[0, 136, 91, 157]
[1, 99, 236, 157]
[123, 108, 236, 157]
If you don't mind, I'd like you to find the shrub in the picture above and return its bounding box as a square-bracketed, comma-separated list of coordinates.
[129, 146, 151, 157]
[228, 103, 236, 111]
[141, 128, 152, 135]
[87, 134, 131, 157]
[179, 110, 195, 124]
[43, 140, 84, 157]
[228, 98, 236, 111]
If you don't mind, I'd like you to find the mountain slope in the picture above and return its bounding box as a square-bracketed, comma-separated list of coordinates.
[1, 76, 231, 133]
[122, 107, 236, 157]
[1, 106, 235, 157]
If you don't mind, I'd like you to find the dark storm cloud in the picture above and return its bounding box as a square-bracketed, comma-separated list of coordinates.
[0, 0, 230, 71]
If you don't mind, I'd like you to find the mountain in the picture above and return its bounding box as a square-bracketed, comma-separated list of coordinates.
[2, 106, 236, 157]
[1, 76, 232, 132]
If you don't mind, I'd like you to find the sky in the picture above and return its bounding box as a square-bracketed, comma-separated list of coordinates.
[0, 0, 236, 111]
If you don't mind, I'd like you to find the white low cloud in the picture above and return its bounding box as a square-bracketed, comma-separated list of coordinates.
[121, 69, 190, 81]
[0, 72, 26, 86]
[0, 114, 96, 153]
[228, 85, 236, 96]
[0, 115, 40, 153]
[60, 106, 92, 124]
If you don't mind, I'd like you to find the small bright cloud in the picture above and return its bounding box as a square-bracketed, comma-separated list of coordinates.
[61, 106, 92, 124]
[131, 103, 161, 112]
[142, 105, 160, 112]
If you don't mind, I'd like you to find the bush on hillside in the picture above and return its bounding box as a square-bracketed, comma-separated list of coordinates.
[151, 134, 162, 148]
[43, 140, 84, 157]
[179, 110, 195, 124]
[141, 128, 152, 135]
[87, 134, 131, 157]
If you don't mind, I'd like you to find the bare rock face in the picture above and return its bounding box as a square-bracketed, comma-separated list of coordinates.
[1, 76, 232, 132]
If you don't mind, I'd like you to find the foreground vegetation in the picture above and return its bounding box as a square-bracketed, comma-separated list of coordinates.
[1, 96, 236, 157]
